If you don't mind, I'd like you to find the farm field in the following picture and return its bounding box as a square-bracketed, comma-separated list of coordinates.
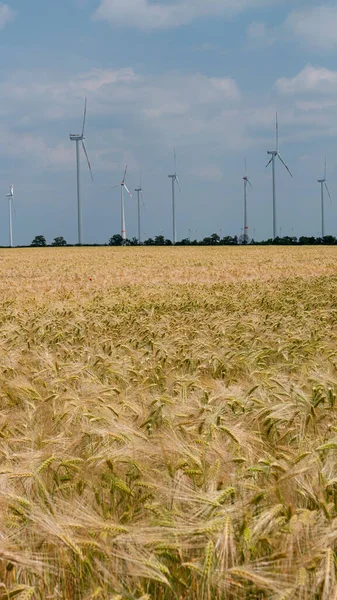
[1, 246, 337, 599]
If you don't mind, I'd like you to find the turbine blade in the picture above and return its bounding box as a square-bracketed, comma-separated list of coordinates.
[82, 140, 94, 181]
[276, 112, 279, 153]
[265, 156, 273, 168]
[277, 152, 293, 177]
[111, 185, 120, 189]
[174, 147, 177, 174]
[82, 97, 87, 138]
[140, 189, 145, 209]
[325, 181, 332, 202]
[122, 165, 128, 184]
[175, 175, 181, 192]
[247, 178, 252, 188]
[324, 155, 327, 180]
[124, 184, 132, 198]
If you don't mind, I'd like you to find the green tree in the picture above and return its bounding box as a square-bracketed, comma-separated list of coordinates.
[108, 234, 123, 246]
[154, 235, 165, 245]
[221, 236, 234, 245]
[322, 235, 337, 245]
[211, 233, 220, 244]
[30, 235, 47, 247]
[52, 236, 67, 246]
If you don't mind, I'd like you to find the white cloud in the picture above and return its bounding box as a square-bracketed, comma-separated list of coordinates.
[189, 165, 223, 181]
[247, 21, 276, 47]
[246, 5, 337, 52]
[285, 6, 337, 51]
[296, 98, 337, 111]
[0, 125, 73, 167]
[94, 0, 277, 30]
[275, 65, 337, 95]
[0, 3, 15, 29]
[7, 61, 337, 174]
[0, 67, 242, 167]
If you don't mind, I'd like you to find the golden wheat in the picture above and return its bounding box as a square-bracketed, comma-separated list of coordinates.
[0, 246, 336, 598]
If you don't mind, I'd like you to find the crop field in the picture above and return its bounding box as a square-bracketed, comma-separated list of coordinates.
[2, 246, 337, 599]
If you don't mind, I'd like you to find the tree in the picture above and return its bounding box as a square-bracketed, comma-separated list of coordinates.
[109, 234, 123, 246]
[220, 236, 234, 245]
[154, 235, 165, 246]
[210, 233, 220, 244]
[52, 236, 67, 246]
[299, 236, 317, 245]
[322, 235, 337, 245]
[31, 235, 46, 247]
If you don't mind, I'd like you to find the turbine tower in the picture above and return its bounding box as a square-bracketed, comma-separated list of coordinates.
[5, 185, 14, 248]
[243, 160, 252, 244]
[318, 157, 331, 238]
[168, 148, 181, 245]
[69, 97, 93, 245]
[266, 113, 293, 239]
[134, 174, 143, 244]
[113, 166, 132, 242]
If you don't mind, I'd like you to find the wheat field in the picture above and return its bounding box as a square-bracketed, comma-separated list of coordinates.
[1, 246, 337, 599]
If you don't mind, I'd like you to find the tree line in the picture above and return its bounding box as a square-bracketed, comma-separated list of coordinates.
[26, 233, 337, 247]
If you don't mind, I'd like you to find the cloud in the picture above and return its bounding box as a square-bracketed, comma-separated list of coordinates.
[271, 65, 337, 142]
[0, 125, 73, 168]
[189, 165, 223, 181]
[0, 3, 15, 29]
[94, 0, 277, 30]
[275, 65, 337, 95]
[0, 67, 242, 168]
[246, 6, 337, 52]
[6, 61, 337, 175]
[285, 5, 337, 51]
[247, 21, 276, 47]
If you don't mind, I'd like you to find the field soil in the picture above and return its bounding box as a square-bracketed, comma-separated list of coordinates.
[1, 247, 337, 599]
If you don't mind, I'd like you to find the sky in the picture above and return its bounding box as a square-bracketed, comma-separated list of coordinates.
[1, 0, 337, 243]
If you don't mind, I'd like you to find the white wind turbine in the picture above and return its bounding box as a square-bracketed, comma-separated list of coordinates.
[266, 113, 293, 239]
[243, 160, 252, 244]
[168, 148, 181, 245]
[5, 185, 14, 248]
[134, 173, 144, 244]
[113, 165, 132, 242]
[318, 156, 331, 238]
[69, 97, 94, 245]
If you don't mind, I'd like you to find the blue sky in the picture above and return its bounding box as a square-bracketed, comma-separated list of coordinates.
[1, 0, 337, 243]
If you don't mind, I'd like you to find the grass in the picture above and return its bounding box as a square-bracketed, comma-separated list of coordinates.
[1, 246, 337, 598]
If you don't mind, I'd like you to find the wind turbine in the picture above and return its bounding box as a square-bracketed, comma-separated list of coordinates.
[243, 160, 252, 244]
[318, 156, 331, 238]
[266, 113, 293, 239]
[113, 166, 132, 243]
[69, 97, 93, 245]
[5, 185, 14, 248]
[134, 173, 144, 244]
[168, 148, 181, 245]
